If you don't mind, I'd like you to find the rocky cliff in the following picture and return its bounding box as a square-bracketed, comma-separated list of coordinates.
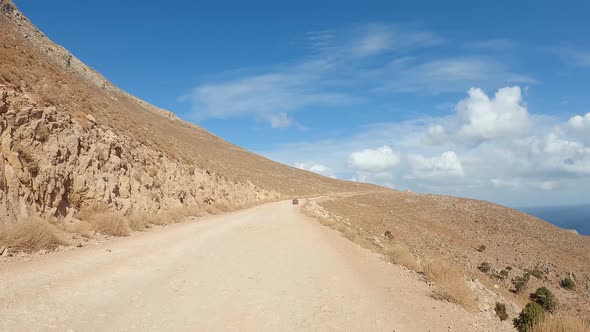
[0, 84, 279, 221]
[2, 0, 375, 222]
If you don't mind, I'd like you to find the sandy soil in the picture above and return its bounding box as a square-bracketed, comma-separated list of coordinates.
[0, 200, 493, 331]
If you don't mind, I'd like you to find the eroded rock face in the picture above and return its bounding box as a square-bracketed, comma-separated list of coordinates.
[0, 85, 279, 221]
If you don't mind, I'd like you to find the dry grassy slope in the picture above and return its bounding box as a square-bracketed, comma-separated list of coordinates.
[315, 191, 590, 318]
[0, 0, 371, 195]
[0, 1, 373, 220]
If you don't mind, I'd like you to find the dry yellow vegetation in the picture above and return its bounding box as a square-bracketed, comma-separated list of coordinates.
[531, 313, 590, 332]
[383, 245, 423, 273]
[423, 259, 477, 311]
[0, 217, 64, 252]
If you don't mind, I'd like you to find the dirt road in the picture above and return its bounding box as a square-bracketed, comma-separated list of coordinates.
[1, 201, 483, 331]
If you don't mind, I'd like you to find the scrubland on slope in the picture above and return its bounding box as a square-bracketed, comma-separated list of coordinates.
[303, 192, 590, 328]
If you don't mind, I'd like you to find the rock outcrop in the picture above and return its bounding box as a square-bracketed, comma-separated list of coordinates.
[0, 85, 278, 221]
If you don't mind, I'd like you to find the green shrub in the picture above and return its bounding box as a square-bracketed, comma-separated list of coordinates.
[512, 273, 530, 294]
[560, 277, 575, 290]
[477, 245, 486, 252]
[478, 262, 491, 273]
[527, 268, 544, 279]
[530, 287, 556, 313]
[491, 269, 509, 280]
[506, 266, 513, 271]
[499, 269, 509, 279]
[513, 302, 544, 332]
[495, 302, 509, 321]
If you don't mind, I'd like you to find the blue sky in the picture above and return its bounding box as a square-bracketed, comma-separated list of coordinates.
[17, 0, 590, 207]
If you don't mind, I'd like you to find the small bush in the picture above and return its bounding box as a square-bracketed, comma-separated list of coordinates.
[166, 208, 188, 223]
[85, 212, 131, 237]
[477, 244, 486, 252]
[424, 260, 477, 310]
[384, 230, 393, 240]
[530, 287, 556, 313]
[559, 277, 575, 290]
[64, 220, 94, 237]
[384, 245, 422, 272]
[514, 302, 545, 332]
[491, 269, 509, 280]
[127, 213, 150, 231]
[0, 218, 65, 252]
[495, 302, 509, 321]
[513, 273, 531, 294]
[527, 268, 544, 280]
[318, 216, 335, 227]
[506, 266, 513, 271]
[499, 269, 509, 279]
[514, 281, 527, 293]
[478, 262, 492, 273]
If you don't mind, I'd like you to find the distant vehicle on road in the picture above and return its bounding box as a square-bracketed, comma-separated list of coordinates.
[292, 199, 299, 205]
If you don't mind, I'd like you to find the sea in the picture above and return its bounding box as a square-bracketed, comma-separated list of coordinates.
[519, 204, 590, 236]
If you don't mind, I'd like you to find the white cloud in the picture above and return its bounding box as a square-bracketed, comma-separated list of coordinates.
[260, 85, 590, 206]
[456, 86, 530, 141]
[354, 27, 393, 57]
[490, 178, 519, 189]
[426, 86, 530, 144]
[407, 151, 464, 179]
[426, 124, 446, 143]
[348, 146, 400, 173]
[269, 112, 294, 128]
[491, 178, 560, 191]
[522, 133, 590, 176]
[569, 113, 590, 129]
[294, 163, 336, 178]
[534, 181, 560, 191]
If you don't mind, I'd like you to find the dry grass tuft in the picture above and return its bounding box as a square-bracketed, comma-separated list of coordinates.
[0, 217, 65, 252]
[64, 219, 94, 237]
[76, 204, 130, 236]
[331, 221, 349, 234]
[342, 227, 359, 242]
[424, 259, 477, 310]
[165, 206, 202, 223]
[168, 208, 188, 223]
[84, 212, 131, 237]
[147, 213, 173, 226]
[126, 213, 151, 231]
[318, 217, 335, 227]
[531, 314, 590, 332]
[383, 245, 423, 272]
[205, 204, 223, 215]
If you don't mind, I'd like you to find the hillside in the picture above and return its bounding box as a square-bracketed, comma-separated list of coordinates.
[0, 0, 369, 222]
[304, 192, 590, 324]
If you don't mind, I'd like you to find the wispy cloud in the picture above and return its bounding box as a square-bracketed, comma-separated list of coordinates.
[181, 23, 532, 128]
[306, 23, 443, 59]
[376, 57, 536, 93]
[181, 71, 356, 127]
[464, 38, 518, 51]
[559, 47, 590, 67]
